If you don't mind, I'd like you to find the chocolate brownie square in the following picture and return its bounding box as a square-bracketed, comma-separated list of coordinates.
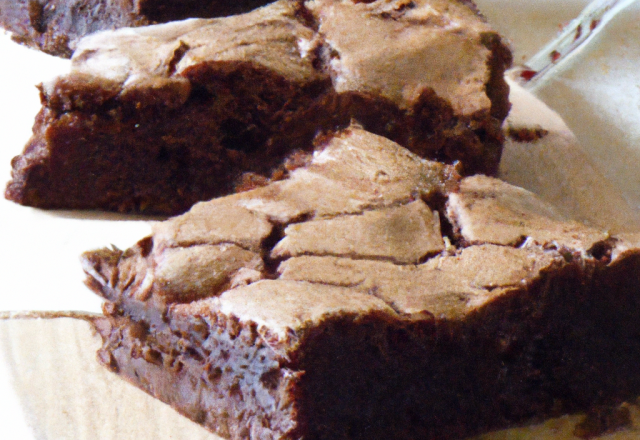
[83, 128, 640, 440]
[6, 0, 511, 214]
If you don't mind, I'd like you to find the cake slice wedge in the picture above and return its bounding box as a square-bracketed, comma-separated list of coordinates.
[82, 127, 640, 440]
[6, 0, 511, 214]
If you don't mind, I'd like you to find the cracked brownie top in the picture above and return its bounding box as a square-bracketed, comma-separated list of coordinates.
[82, 127, 618, 342]
[62, 0, 505, 117]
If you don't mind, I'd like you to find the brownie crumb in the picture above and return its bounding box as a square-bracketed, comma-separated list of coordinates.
[234, 173, 272, 193]
[506, 125, 550, 143]
[573, 405, 632, 439]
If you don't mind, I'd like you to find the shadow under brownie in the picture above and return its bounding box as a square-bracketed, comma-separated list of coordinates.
[5, 0, 511, 215]
[82, 127, 640, 440]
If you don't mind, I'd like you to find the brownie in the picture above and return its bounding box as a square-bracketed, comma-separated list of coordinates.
[5, 0, 512, 215]
[0, 0, 274, 57]
[82, 127, 640, 440]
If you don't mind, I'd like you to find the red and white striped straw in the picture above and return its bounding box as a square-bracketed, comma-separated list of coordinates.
[516, 0, 637, 89]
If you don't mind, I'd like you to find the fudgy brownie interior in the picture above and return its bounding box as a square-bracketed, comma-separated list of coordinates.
[83, 128, 640, 440]
[6, 0, 512, 214]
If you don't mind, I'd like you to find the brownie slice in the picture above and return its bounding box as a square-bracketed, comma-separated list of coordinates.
[0, 0, 274, 57]
[5, 0, 511, 215]
[82, 127, 640, 440]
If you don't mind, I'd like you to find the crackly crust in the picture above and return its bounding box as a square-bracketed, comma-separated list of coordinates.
[82, 127, 460, 323]
[0, 0, 275, 57]
[447, 175, 609, 251]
